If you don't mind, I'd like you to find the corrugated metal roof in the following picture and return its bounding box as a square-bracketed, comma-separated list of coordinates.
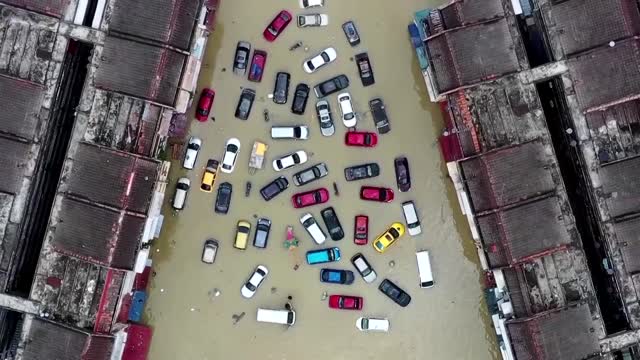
[0, 136, 30, 195]
[585, 100, 640, 164]
[567, 39, 640, 112]
[600, 156, 640, 217]
[66, 142, 159, 214]
[95, 36, 186, 106]
[544, 0, 640, 56]
[427, 18, 521, 93]
[22, 319, 113, 360]
[614, 216, 640, 273]
[507, 304, 599, 360]
[440, 0, 505, 29]
[461, 142, 556, 212]
[52, 197, 146, 269]
[0, 75, 44, 139]
[109, 0, 200, 50]
[0, 0, 69, 18]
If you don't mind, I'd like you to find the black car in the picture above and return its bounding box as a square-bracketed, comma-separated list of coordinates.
[273, 72, 290, 104]
[233, 41, 251, 76]
[344, 163, 380, 181]
[260, 176, 289, 201]
[291, 83, 310, 115]
[235, 88, 255, 120]
[293, 163, 328, 186]
[342, 21, 360, 46]
[369, 98, 391, 134]
[394, 157, 411, 192]
[313, 74, 349, 98]
[378, 279, 411, 307]
[215, 182, 232, 214]
[253, 218, 271, 248]
[355, 52, 375, 86]
[321, 207, 344, 241]
[320, 269, 355, 285]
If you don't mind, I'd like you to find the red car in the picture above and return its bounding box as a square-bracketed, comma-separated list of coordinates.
[354, 215, 368, 245]
[195, 88, 215, 122]
[345, 131, 378, 147]
[329, 295, 363, 310]
[248, 50, 267, 82]
[292, 188, 329, 208]
[360, 186, 394, 202]
[263, 10, 292, 42]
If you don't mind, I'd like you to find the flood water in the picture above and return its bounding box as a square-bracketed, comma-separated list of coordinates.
[144, 0, 498, 359]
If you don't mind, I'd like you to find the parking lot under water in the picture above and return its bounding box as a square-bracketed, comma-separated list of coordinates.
[144, 0, 499, 359]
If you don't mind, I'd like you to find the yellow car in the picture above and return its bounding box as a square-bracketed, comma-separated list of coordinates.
[372, 223, 405, 253]
[234, 220, 251, 250]
[200, 159, 219, 192]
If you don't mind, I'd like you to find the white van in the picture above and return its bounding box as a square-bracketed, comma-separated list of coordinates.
[416, 250, 434, 288]
[172, 177, 191, 210]
[257, 308, 296, 326]
[271, 126, 309, 140]
[300, 213, 326, 244]
[402, 201, 422, 236]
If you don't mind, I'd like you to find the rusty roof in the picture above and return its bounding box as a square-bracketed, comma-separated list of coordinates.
[600, 156, 640, 218]
[21, 319, 113, 360]
[95, 36, 186, 106]
[0, 0, 69, 18]
[108, 0, 200, 50]
[427, 17, 521, 93]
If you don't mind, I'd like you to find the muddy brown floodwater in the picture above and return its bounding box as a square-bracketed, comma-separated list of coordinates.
[144, 0, 499, 359]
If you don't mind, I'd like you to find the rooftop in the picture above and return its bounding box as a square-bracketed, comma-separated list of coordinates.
[0, 75, 44, 140]
[21, 318, 113, 359]
[599, 156, 640, 218]
[614, 216, 640, 274]
[439, 0, 505, 30]
[585, 99, 640, 164]
[0, 0, 69, 18]
[0, 136, 31, 196]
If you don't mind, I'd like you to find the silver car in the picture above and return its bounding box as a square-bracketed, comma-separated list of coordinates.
[316, 100, 335, 136]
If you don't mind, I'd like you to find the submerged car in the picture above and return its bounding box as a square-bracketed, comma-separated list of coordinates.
[201, 239, 219, 264]
[351, 253, 376, 283]
[293, 163, 328, 186]
[195, 88, 215, 122]
[345, 131, 377, 147]
[291, 83, 310, 115]
[234, 220, 251, 250]
[360, 186, 394, 202]
[378, 279, 411, 307]
[303, 47, 336, 73]
[342, 20, 360, 46]
[183, 137, 202, 170]
[313, 74, 349, 98]
[394, 156, 411, 192]
[273, 150, 308, 171]
[248, 50, 267, 82]
[369, 98, 391, 134]
[316, 100, 335, 136]
[273, 72, 290, 104]
[235, 88, 255, 120]
[338, 92, 356, 128]
[354, 215, 368, 245]
[260, 176, 289, 201]
[292, 188, 329, 208]
[300, 0, 324, 8]
[263, 10, 292, 42]
[214, 182, 232, 214]
[301, 213, 327, 245]
[356, 317, 389, 332]
[329, 295, 363, 310]
[254, 218, 271, 249]
[221, 138, 240, 173]
[271, 126, 309, 140]
[321, 207, 344, 241]
[233, 41, 251, 76]
[344, 163, 380, 181]
[372, 222, 405, 253]
[320, 269, 354, 285]
[306, 247, 340, 264]
[241, 265, 269, 298]
[200, 159, 219, 192]
[297, 13, 328, 27]
[355, 52, 375, 86]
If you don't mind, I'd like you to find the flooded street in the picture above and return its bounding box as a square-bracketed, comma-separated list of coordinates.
[144, 0, 498, 359]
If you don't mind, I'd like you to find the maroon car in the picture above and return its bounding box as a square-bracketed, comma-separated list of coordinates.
[292, 188, 329, 208]
[354, 215, 368, 245]
[329, 295, 363, 310]
[360, 186, 394, 202]
[195, 88, 215, 122]
[263, 10, 292, 42]
[248, 50, 267, 82]
[394, 156, 411, 192]
[345, 131, 378, 147]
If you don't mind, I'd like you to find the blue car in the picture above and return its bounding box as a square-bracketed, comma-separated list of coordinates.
[306, 247, 341, 265]
[320, 269, 354, 285]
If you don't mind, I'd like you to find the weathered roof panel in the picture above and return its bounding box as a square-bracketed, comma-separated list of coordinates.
[600, 156, 640, 217]
[440, 0, 505, 29]
[0, 75, 43, 139]
[0, 136, 30, 195]
[614, 216, 640, 273]
[0, 0, 69, 18]
[22, 319, 113, 360]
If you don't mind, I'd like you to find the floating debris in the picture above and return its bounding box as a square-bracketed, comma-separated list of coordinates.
[271, 287, 277, 294]
[263, 109, 270, 122]
[289, 41, 302, 51]
[232, 312, 246, 325]
[160, 288, 165, 293]
[389, 260, 396, 268]
[321, 291, 328, 301]
[333, 182, 340, 196]
[245, 182, 252, 197]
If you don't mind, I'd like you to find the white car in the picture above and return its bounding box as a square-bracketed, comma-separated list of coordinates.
[351, 253, 377, 283]
[299, 0, 324, 8]
[338, 92, 356, 127]
[241, 265, 269, 299]
[273, 150, 308, 171]
[182, 137, 202, 170]
[300, 213, 326, 244]
[356, 317, 390, 332]
[271, 126, 309, 140]
[297, 14, 328, 28]
[303, 47, 336, 74]
[221, 137, 240, 173]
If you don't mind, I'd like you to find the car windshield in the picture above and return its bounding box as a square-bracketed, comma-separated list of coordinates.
[239, 226, 250, 234]
[321, 52, 330, 62]
[176, 182, 189, 190]
[276, 160, 283, 169]
[201, 184, 211, 191]
[268, 25, 278, 36]
[338, 298, 344, 307]
[246, 282, 256, 291]
[292, 153, 300, 163]
[306, 60, 316, 71]
[188, 142, 200, 150]
[364, 134, 372, 145]
[280, 12, 291, 21]
[362, 319, 369, 329]
[375, 241, 384, 250]
[294, 127, 302, 137]
[379, 189, 387, 199]
[227, 144, 238, 152]
[345, 113, 354, 120]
